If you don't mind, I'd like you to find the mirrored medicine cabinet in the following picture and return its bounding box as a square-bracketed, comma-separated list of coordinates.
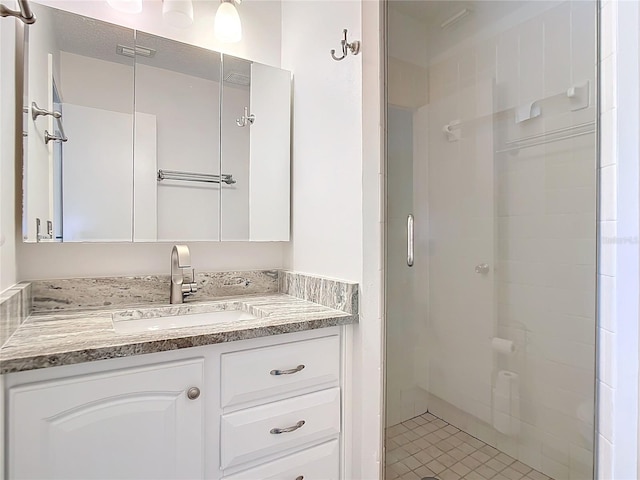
[22, 3, 291, 243]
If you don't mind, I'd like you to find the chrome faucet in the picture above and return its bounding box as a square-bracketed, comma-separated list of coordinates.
[170, 245, 198, 304]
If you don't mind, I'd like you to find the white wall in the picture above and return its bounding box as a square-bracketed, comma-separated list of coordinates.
[281, 0, 362, 282]
[0, 12, 17, 291]
[281, 3, 374, 479]
[17, 241, 283, 279]
[11, 0, 285, 279]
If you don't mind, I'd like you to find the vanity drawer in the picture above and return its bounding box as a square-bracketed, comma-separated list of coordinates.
[222, 439, 339, 480]
[221, 335, 340, 408]
[220, 387, 340, 470]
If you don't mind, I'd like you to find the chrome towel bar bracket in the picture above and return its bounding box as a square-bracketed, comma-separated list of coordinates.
[1, 0, 35, 24]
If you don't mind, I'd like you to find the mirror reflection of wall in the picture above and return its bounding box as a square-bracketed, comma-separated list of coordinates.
[220, 55, 251, 241]
[221, 56, 291, 241]
[134, 32, 221, 242]
[25, 5, 135, 242]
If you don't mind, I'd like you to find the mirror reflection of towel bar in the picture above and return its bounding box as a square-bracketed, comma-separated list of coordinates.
[157, 169, 236, 185]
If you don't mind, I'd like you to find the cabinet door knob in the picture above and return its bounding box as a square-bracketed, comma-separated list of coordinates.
[187, 387, 200, 400]
[295, 477, 304, 480]
[270, 364, 305, 376]
[270, 420, 305, 434]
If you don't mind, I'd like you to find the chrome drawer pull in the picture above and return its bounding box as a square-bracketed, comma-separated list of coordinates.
[270, 364, 305, 376]
[270, 420, 305, 434]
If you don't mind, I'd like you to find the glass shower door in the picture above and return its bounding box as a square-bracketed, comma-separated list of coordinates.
[385, 2, 597, 480]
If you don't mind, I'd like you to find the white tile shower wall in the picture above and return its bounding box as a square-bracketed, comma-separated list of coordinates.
[423, 3, 598, 480]
[598, 1, 640, 479]
[597, 2, 617, 478]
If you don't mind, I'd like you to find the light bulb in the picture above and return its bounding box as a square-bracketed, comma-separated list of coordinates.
[214, 1, 241, 43]
[163, 0, 194, 28]
[106, 0, 142, 14]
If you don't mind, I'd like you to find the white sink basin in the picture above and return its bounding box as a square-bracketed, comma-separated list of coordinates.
[113, 308, 258, 334]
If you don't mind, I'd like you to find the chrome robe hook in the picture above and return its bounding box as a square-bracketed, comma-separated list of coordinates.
[331, 29, 360, 61]
[236, 106, 255, 127]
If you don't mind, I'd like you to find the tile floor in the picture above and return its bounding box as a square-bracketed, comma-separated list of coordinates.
[385, 412, 552, 480]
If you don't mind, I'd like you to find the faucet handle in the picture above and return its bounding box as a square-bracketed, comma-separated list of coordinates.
[182, 268, 198, 296]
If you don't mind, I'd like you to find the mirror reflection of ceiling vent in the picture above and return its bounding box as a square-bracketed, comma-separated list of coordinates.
[224, 72, 250, 86]
[116, 44, 157, 58]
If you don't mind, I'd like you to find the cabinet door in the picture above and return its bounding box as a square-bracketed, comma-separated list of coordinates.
[8, 359, 204, 480]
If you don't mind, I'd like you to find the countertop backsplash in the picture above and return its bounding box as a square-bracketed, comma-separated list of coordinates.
[1, 270, 357, 328]
[29, 270, 281, 313]
[0, 283, 32, 346]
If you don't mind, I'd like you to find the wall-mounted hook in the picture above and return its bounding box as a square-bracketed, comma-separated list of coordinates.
[31, 101, 61, 121]
[236, 106, 255, 127]
[331, 29, 360, 61]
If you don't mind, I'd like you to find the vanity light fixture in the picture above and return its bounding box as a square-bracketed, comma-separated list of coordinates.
[162, 0, 193, 28]
[106, 0, 142, 14]
[214, 0, 242, 43]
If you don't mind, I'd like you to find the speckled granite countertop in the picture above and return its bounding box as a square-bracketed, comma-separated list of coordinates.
[0, 293, 357, 374]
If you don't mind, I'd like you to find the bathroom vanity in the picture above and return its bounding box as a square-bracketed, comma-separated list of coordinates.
[1, 271, 358, 480]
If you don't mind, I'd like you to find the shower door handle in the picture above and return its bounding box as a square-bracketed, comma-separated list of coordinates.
[407, 214, 414, 267]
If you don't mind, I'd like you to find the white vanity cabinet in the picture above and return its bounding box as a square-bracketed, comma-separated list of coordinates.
[219, 335, 341, 477]
[7, 359, 205, 480]
[3, 327, 344, 480]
